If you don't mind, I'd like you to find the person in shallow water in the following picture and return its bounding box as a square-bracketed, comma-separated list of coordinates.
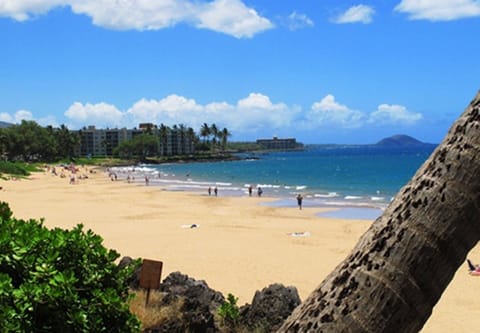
[296, 194, 303, 210]
[257, 186, 263, 197]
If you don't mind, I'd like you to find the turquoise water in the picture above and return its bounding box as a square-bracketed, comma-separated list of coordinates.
[112, 145, 436, 213]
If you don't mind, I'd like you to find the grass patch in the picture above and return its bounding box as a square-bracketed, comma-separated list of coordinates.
[129, 290, 184, 330]
[0, 161, 41, 177]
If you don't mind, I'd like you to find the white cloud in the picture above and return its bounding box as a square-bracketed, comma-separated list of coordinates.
[195, 0, 273, 38]
[0, 112, 13, 123]
[70, 0, 192, 31]
[127, 95, 203, 127]
[369, 104, 423, 124]
[286, 11, 314, 31]
[63, 93, 298, 135]
[306, 95, 365, 128]
[333, 5, 375, 24]
[0, 110, 31, 124]
[37, 115, 59, 128]
[0, 0, 273, 38]
[64, 102, 123, 127]
[0, 110, 59, 126]
[15, 93, 423, 137]
[14, 110, 34, 123]
[395, 0, 480, 21]
[233, 93, 296, 131]
[0, 0, 66, 21]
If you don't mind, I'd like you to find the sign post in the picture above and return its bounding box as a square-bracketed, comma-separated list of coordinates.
[139, 259, 163, 307]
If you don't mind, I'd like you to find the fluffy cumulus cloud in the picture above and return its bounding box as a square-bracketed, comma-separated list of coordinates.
[306, 95, 366, 128]
[64, 102, 123, 128]
[0, 0, 66, 21]
[369, 104, 423, 125]
[303, 95, 423, 129]
[333, 4, 375, 24]
[286, 11, 314, 31]
[127, 95, 203, 127]
[233, 93, 296, 131]
[63, 93, 297, 135]
[0, 0, 273, 38]
[195, 0, 273, 38]
[0, 109, 34, 123]
[395, 0, 480, 21]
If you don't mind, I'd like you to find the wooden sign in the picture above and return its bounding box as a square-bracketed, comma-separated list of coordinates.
[139, 259, 163, 290]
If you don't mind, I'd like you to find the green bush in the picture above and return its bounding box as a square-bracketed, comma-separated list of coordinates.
[0, 202, 141, 332]
[218, 293, 240, 328]
[0, 161, 30, 176]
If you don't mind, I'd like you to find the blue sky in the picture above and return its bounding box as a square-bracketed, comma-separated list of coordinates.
[0, 0, 479, 144]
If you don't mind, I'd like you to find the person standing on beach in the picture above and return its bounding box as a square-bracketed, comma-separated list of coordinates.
[208, 187, 212, 196]
[296, 194, 303, 210]
[214, 187, 218, 196]
[248, 185, 253, 197]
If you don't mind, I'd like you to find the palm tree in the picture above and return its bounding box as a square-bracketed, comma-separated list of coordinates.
[279, 91, 480, 333]
[158, 124, 169, 156]
[200, 123, 211, 144]
[178, 124, 187, 155]
[219, 127, 231, 153]
[186, 127, 196, 154]
[210, 123, 219, 152]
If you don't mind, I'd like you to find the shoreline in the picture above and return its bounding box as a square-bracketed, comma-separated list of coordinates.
[1, 167, 480, 332]
[106, 164, 391, 216]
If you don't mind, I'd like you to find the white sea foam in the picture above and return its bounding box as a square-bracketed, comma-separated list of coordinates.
[344, 196, 363, 200]
[215, 182, 232, 186]
[314, 192, 339, 198]
[257, 184, 281, 189]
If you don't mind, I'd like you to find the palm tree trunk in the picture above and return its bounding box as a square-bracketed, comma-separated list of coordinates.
[278, 91, 480, 333]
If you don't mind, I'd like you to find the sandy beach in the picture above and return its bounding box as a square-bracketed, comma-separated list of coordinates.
[1, 167, 479, 332]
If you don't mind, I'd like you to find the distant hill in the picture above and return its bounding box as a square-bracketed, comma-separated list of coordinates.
[0, 121, 12, 128]
[375, 135, 434, 148]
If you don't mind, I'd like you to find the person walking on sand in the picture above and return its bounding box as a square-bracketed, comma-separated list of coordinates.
[208, 187, 212, 196]
[297, 194, 303, 210]
[248, 185, 253, 197]
[214, 187, 218, 196]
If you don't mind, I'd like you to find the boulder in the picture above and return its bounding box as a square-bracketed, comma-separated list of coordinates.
[118, 256, 141, 289]
[240, 283, 301, 332]
[150, 272, 225, 333]
[159, 271, 225, 312]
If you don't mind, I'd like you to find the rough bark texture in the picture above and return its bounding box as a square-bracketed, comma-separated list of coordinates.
[278, 91, 480, 333]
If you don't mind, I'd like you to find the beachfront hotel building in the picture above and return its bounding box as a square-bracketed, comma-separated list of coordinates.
[74, 124, 195, 157]
[256, 137, 302, 150]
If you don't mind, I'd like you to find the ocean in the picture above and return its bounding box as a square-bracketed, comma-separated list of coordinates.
[109, 145, 437, 219]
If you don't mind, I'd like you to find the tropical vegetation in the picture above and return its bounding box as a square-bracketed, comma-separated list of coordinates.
[0, 120, 235, 164]
[0, 121, 79, 162]
[0, 202, 141, 332]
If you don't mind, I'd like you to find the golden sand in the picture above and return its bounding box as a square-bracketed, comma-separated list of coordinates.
[1, 167, 479, 332]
